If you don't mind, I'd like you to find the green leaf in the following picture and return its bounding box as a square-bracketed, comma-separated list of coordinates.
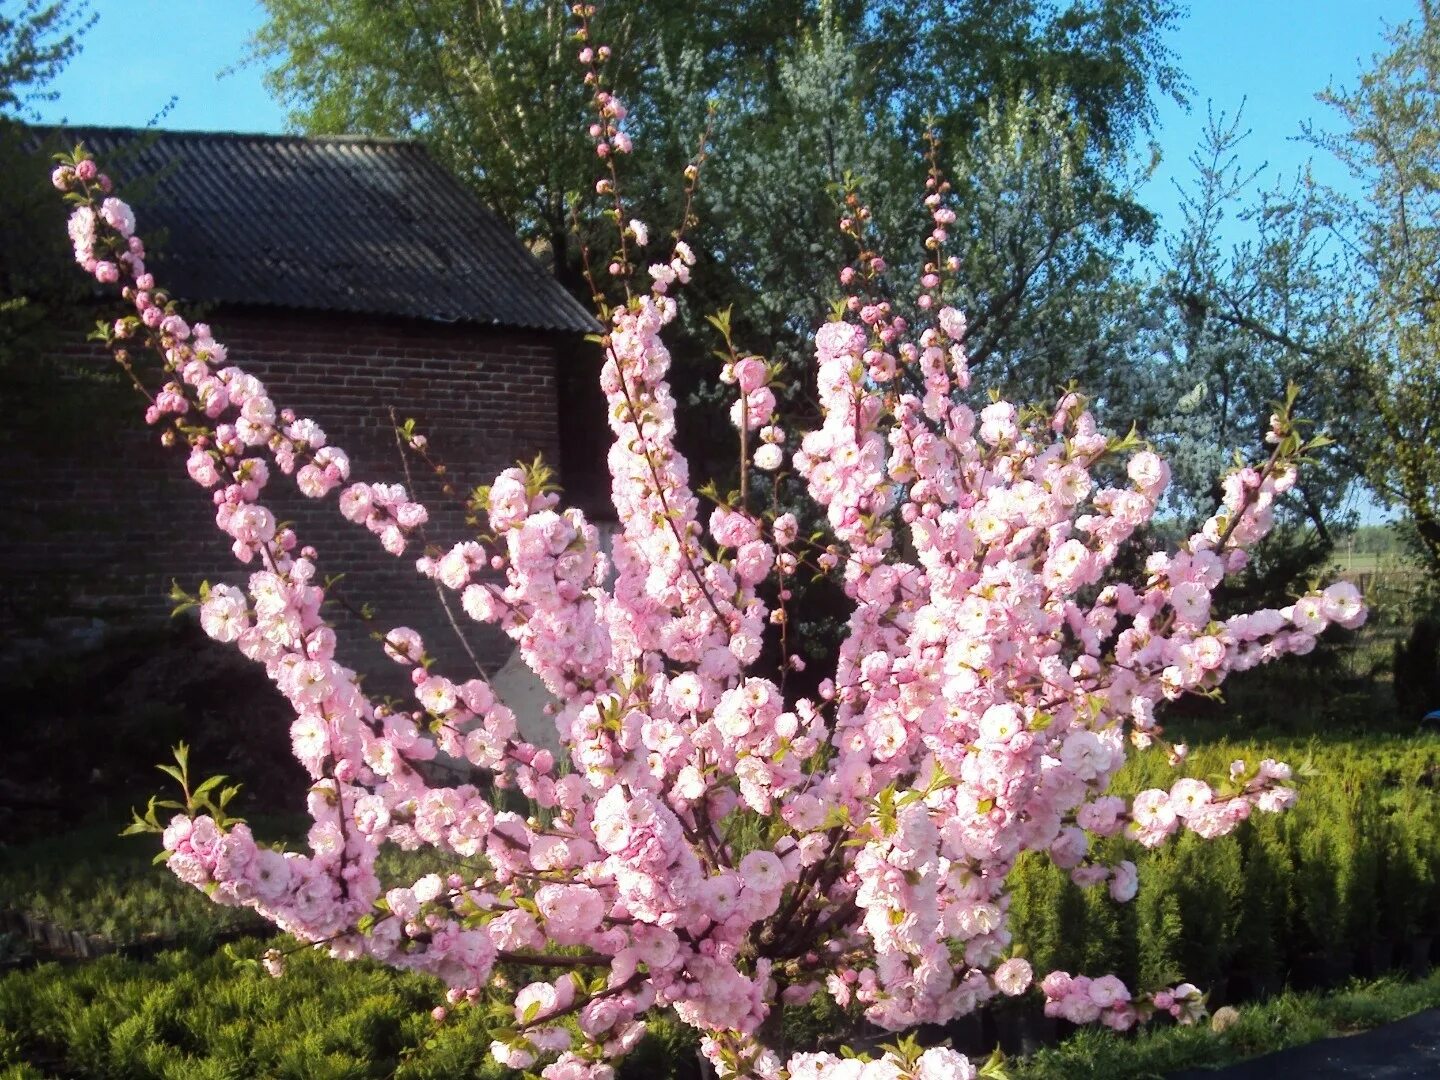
[705, 306, 733, 339]
[979, 1046, 1011, 1080]
[191, 774, 228, 801]
[156, 764, 185, 785]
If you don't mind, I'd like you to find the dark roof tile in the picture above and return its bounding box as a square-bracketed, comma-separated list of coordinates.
[38, 126, 600, 334]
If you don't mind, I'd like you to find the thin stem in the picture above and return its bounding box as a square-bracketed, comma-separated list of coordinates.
[389, 406, 488, 680]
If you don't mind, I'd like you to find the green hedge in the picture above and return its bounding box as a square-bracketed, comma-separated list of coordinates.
[0, 936, 709, 1080]
[6, 948, 1440, 1080]
[4, 739, 1438, 1077]
[0, 938, 510, 1080]
[0, 823, 272, 952]
[1010, 735, 1440, 1002]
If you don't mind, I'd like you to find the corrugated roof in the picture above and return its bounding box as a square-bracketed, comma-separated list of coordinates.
[38, 126, 600, 334]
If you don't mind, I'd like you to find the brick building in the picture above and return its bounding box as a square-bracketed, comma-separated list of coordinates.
[4, 128, 603, 674]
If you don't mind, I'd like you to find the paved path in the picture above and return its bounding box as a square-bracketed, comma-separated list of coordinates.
[1169, 1008, 1440, 1078]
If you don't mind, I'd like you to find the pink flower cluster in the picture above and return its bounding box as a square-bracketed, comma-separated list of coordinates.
[1040, 971, 1205, 1030]
[787, 1045, 977, 1080]
[339, 481, 428, 556]
[720, 352, 785, 472]
[55, 56, 1363, 1080]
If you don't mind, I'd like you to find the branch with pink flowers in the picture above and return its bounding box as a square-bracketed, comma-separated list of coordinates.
[49, 8, 1367, 1077]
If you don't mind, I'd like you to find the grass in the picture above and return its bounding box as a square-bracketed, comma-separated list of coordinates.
[1325, 551, 1424, 577]
[1012, 970, 1440, 1078]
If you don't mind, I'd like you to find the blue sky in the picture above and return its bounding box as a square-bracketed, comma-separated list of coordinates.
[25, 0, 1421, 240]
[1143, 1, 1417, 234]
[28, 1, 285, 133]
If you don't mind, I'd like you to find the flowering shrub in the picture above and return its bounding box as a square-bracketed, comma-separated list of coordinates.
[51, 18, 1365, 1078]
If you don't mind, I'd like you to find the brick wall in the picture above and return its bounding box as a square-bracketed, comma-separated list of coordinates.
[3, 306, 579, 678]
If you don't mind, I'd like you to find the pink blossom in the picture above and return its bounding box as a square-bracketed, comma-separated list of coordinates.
[57, 130, 1361, 1080]
[915, 1047, 976, 1080]
[1322, 580, 1366, 628]
[754, 443, 784, 471]
[100, 196, 136, 236]
[993, 957, 1033, 996]
[1169, 778, 1213, 819]
[739, 849, 788, 895]
[1108, 860, 1139, 903]
[382, 627, 424, 664]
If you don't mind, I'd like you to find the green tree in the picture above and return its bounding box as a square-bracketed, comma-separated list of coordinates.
[870, 0, 1183, 156]
[248, 0, 853, 298]
[870, 0, 1182, 401]
[1, 0, 98, 434]
[251, 0, 596, 295]
[0, 0, 88, 115]
[637, 6, 906, 473]
[1150, 108, 1368, 563]
[672, 0, 1183, 413]
[250, 0, 1182, 407]
[1181, 3, 1440, 585]
[1308, 1, 1440, 579]
[937, 87, 1161, 406]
